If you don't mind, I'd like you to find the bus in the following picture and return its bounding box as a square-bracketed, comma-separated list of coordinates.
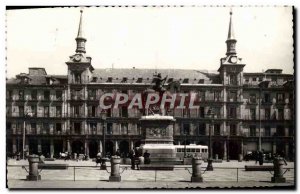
[174, 144, 208, 160]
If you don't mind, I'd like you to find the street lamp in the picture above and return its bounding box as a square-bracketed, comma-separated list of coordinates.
[22, 113, 30, 160]
[206, 107, 215, 171]
[258, 80, 270, 152]
[100, 111, 107, 170]
[184, 131, 187, 158]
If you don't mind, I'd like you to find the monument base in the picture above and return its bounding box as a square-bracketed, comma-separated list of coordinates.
[26, 175, 41, 181]
[271, 177, 286, 183]
[191, 176, 203, 183]
[109, 176, 121, 182]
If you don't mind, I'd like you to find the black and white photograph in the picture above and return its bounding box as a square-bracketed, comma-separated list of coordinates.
[5, 6, 295, 189]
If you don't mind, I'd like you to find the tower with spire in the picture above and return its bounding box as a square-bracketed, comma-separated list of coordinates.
[218, 9, 245, 86]
[66, 10, 94, 84]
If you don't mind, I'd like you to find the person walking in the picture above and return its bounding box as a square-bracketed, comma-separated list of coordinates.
[129, 149, 135, 170]
[143, 150, 151, 164]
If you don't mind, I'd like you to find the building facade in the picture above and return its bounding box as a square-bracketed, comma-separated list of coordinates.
[6, 10, 294, 160]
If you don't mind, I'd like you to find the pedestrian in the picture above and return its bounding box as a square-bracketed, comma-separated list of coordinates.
[258, 151, 264, 165]
[96, 151, 102, 166]
[255, 150, 260, 165]
[143, 150, 151, 164]
[129, 149, 135, 170]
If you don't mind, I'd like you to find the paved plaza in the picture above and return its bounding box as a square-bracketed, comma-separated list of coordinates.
[7, 159, 295, 189]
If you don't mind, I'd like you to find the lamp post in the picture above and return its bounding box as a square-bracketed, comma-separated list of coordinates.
[22, 113, 29, 160]
[206, 108, 214, 171]
[184, 132, 187, 158]
[100, 111, 107, 170]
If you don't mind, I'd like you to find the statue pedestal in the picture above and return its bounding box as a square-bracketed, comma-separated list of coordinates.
[139, 114, 177, 164]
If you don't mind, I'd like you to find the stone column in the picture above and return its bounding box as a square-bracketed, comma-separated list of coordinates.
[285, 143, 289, 160]
[272, 141, 277, 155]
[67, 139, 71, 153]
[85, 139, 89, 156]
[12, 137, 17, 154]
[99, 140, 103, 153]
[114, 140, 119, 155]
[37, 139, 42, 154]
[50, 139, 54, 158]
[109, 156, 121, 182]
[223, 140, 227, 160]
[130, 140, 134, 150]
[62, 140, 66, 152]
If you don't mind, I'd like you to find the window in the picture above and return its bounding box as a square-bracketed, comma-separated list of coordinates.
[56, 123, 62, 134]
[214, 91, 221, 101]
[56, 106, 62, 117]
[253, 77, 257, 81]
[44, 106, 49, 117]
[74, 73, 81, 84]
[88, 106, 96, 117]
[106, 109, 111, 117]
[250, 125, 256, 136]
[19, 90, 24, 100]
[31, 106, 36, 117]
[250, 109, 256, 120]
[88, 89, 96, 100]
[199, 91, 205, 101]
[183, 78, 189, 83]
[259, 77, 263, 81]
[107, 77, 113, 83]
[74, 106, 80, 117]
[228, 107, 236, 119]
[230, 124, 236, 136]
[42, 123, 49, 134]
[6, 122, 11, 131]
[249, 94, 256, 103]
[198, 123, 206, 135]
[277, 93, 284, 103]
[264, 93, 270, 103]
[56, 90, 62, 100]
[19, 106, 24, 117]
[121, 77, 127, 83]
[137, 78, 143, 83]
[264, 126, 271, 137]
[107, 123, 113, 135]
[74, 122, 81, 134]
[229, 74, 237, 85]
[44, 91, 50, 100]
[183, 108, 190, 118]
[90, 123, 97, 134]
[289, 93, 293, 104]
[265, 108, 270, 120]
[289, 126, 294, 136]
[31, 90, 37, 100]
[182, 123, 190, 135]
[276, 125, 285, 136]
[7, 90, 13, 100]
[278, 109, 284, 120]
[228, 91, 237, 102]
[120, 107, 128, 117]
[199, 107, 205, 118]
[198, 79, 204, 84]
[30, 123, 36, 134]
[121, 123, 128, 134]
[214, 124, 220, 135]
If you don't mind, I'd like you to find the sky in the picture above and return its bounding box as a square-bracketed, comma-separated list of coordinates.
[6, 6, 294, 78]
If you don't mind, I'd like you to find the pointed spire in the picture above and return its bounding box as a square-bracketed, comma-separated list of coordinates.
[77, 10, 84, 38]
[227, 9, 235, 40]
[226, 8, 237, 56]
[75, 9, 86, 54]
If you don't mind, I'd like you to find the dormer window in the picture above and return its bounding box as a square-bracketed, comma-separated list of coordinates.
[183, 78, 189, 83]
[121, 77, 127, 83]
[198, 79, 204, 84]
[107, 77, 113, 83]
[92, 77, 97, 82]
[137, 78, 143, 83]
